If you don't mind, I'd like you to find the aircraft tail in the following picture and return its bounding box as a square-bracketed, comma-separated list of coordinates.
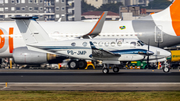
[12, 17, 50, 45]
[148, 0, 180, 36]
[169, 0, 180, 36]
[81, 11, 108, 39]
[150, 0, 180, 20]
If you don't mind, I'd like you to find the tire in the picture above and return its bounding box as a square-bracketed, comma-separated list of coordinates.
[78, 60, 87, 69]
[102, 68, 109, 74]
[68, 60, 78, 69]
[113, 67, 119, 73]
[163, 67, 170, 73]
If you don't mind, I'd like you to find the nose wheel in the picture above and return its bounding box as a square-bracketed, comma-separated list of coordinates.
[162, 61, 170, 73]
[163, 67, 170, 73]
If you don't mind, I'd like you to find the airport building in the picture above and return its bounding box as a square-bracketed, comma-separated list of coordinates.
[82, 11, 120, 21]
[84, 0, 150, 8]
[0, 0, 81, 21]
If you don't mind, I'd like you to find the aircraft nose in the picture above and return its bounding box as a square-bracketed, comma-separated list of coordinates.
[160, 49, 171, 58]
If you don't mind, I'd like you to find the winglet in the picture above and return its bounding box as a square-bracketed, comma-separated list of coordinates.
[82, 11, 108, 39]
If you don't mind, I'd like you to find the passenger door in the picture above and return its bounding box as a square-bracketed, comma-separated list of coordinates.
[155, 25, 163, 43]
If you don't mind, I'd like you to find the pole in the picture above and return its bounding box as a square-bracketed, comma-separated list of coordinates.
[10, 58, 12, 69]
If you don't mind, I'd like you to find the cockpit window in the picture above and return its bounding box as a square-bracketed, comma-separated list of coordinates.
[137, 40, 144, 46]
[130, 42, 136, 46]
[137, 42, 141, 46]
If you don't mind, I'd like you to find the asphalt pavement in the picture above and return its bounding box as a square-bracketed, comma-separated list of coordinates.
[0, 69, 180, 91]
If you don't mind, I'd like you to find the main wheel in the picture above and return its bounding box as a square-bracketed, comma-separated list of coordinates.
[163, 67, 170, 73]
[78, 60, 87, 69]
[102, 68, 109, 74]
[68, 60, 78, 69]
[113, 67, 119, 73]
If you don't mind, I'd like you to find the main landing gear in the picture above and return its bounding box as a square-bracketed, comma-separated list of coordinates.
[68, 60, 87, 69]
[102, 64, 120, 74]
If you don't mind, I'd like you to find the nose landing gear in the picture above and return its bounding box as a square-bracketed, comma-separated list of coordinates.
[162, 61, 171, 73]
[102, 64, 120, 74]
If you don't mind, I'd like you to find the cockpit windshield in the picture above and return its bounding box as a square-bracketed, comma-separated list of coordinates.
[137, 40, 144, 46]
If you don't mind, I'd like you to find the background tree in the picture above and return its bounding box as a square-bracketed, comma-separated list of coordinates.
[81, 0, 96, 13]
[147, 0, 172, 9]
[96, 2, 123, 13]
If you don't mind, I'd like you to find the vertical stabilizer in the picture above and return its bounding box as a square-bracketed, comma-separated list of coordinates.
[170, 0, 180, 36]
[82, 11, 108, 38]
[12, 17, 50, 45]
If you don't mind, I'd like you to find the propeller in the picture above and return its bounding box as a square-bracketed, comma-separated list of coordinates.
[138, 40, 154, 69]
[147, 40, 150, 69]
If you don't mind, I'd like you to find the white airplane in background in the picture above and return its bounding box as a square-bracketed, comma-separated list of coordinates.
[0, 0, 179, 66]
[13, 16, 171, 73]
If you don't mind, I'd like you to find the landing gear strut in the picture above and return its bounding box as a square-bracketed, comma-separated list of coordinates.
[162, 61, 170, 73]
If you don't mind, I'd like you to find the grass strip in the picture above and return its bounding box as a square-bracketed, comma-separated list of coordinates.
[0, 91, 179, 101]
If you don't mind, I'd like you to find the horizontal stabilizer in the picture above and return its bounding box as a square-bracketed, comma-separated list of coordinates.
[11, 16, 38, 20]
[12, 16, 50, 45]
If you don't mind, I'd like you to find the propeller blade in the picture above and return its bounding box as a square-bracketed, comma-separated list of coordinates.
[147, 39, 150, 69]
[148, 39, 150, 51]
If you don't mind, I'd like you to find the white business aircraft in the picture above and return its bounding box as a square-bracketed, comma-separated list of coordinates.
[0, 0, 179, 65]
[0, 11, 107, 66]
[12, 16, 171, 73]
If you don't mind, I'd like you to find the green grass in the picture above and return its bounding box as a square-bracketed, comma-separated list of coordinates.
[0, 91, 179, 101]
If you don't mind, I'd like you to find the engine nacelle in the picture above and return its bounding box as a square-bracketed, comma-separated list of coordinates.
[13, 47, 67, 64]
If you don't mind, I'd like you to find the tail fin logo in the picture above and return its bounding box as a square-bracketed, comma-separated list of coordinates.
[119, 26, 126, 30]
[0, 29, 5, 49]
[0, 28, 14, 53]
[170, 0, 180, 36]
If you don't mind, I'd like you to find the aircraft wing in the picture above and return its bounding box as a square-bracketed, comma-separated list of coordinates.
[89, 42, 121, 59]
[80, 11, 108, 39]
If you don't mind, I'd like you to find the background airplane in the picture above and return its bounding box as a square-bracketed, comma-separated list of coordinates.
[13, 16, 171, 73]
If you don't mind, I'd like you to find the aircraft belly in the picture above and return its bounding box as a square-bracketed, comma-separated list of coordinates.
[119, 54, 144, 61]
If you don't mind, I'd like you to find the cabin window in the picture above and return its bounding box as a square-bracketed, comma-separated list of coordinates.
[104, 42, 109, 47]
[111, 42, 115, 47]
[82, 42, 87, 47]
[93, 42, 97, 46]
[98, 42, 103, 47]
[71, 42, 76, 46]
[117, 41, 122, 46]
